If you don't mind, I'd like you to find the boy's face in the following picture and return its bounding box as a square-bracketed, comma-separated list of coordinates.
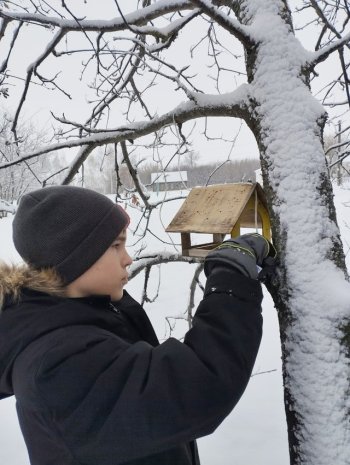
[66, 229, 133, 301]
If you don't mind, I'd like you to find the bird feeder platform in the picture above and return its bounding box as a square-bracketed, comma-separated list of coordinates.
[165, 182, 271, 258]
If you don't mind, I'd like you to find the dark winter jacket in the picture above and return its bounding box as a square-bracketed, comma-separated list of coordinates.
[0, 263, 263, 465]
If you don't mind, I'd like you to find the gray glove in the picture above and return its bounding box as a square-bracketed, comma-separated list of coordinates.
[204, 233, 277, 280]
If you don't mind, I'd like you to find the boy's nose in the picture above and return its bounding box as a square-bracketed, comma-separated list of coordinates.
[125, 251, 133, 267]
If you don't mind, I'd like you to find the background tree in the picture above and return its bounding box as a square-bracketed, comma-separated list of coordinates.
[324, 128, 350, 185]
[0, 1, 350, 463]
[0, 112, 66, 202]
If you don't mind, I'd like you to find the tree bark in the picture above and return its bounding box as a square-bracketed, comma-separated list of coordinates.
[235, 1, 350, 463]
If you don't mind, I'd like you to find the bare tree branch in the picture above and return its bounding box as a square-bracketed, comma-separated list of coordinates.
[129, 252, 201, 280]
[186, 262, 204, 329]
[0, 17, 11, 41]
[0, 0, 195, 32]
[11, 28, 67, 136]
[190, 0, 253, 45]
[113, 6, 201, 41]
[0, 85, 251, 171]
[61, 144, 97, 185]
[251, 369, 277, 378]
[120, 141, 151, 209]
[0, 21, 21, 73]
[309, 29, 350, 66]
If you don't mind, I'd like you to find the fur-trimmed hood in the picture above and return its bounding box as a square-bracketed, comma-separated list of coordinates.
[0, 263, 136, 400]
[0, 262, 65, 311]
[0, 263, 67, 399]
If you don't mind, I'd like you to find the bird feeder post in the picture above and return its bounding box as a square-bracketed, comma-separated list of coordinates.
[230, 223, 241, 238]
[235, 195, 272, 241]
[213, 233, 225, 243]
[262, 211, 272, 241]
[181, 233, 192, 257]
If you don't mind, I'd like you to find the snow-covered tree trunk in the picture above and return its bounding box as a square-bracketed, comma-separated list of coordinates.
[233, 1, 350, 463]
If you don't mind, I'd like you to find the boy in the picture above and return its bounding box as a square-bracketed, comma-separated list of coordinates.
[0, 185, 275, 465]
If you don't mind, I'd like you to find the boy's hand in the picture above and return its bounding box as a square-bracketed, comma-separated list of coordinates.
[204, 233, 277, 280]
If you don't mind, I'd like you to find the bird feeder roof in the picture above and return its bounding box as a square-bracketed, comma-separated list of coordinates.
[166, 183, 267, 234]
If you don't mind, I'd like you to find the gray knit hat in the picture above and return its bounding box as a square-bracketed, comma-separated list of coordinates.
[12, 186, 130, 284]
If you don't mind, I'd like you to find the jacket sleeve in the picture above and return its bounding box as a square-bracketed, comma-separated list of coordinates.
[35, 269, 263, 464]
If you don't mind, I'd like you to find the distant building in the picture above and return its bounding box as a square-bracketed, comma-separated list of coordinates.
[151, 171, 188, 192]
[255, 169, 263, 185]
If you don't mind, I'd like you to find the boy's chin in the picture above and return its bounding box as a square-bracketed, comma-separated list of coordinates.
[111, 289, 124, 302]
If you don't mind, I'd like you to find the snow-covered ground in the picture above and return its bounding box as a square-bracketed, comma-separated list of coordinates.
[0, 182, 349, 465]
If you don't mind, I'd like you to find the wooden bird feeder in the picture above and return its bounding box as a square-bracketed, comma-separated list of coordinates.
[165, 183, 271, 258]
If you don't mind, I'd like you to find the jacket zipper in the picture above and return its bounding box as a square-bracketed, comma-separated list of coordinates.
[109, 302, 120, 314]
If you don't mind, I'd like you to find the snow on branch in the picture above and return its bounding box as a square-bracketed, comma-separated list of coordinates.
[0, 22, 22, 75]
[0, 84, 251, 171]
[0, 17, 11, 41]
[118, 9, 201, 41]
[129, 251, 201, 280]
[0, 0, 195, 32]
[309, 30, 350, 66]
[325, 139, 350, 156]
[190, 0, 253, 45]
[329, 149, 350, 168]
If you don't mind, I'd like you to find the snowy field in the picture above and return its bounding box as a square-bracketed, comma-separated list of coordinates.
[0, 182, 349, 465]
